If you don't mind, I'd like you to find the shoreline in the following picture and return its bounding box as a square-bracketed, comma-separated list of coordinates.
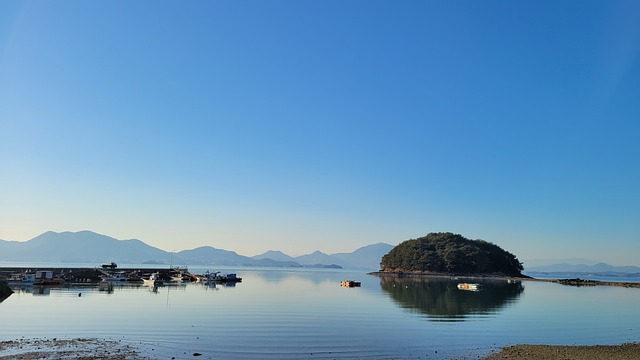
[0, 338, 148, 360]
[369, 271, 640, 288]
[2, 338, 639, 359]
[483, 343, 640, 360]
[2, 266, 639, 289]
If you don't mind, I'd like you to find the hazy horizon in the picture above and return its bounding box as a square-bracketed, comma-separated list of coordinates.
[2, 229, 640, 269]
[0, 229, 394, 258]
[1, 2, 639, 265]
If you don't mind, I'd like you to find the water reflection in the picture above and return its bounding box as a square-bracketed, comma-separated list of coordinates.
[242, 269, 345, 285]
[98, 282, 114, 293]
[4, 282, 194, 297]
[5, 285, 54, 296]
[379, 276, 524, 321]
[32, 286, 53, 296]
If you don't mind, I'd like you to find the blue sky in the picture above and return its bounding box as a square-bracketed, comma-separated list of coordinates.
[1, 1, 639, 265]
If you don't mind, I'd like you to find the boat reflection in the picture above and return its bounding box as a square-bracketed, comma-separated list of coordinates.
[98, 281, 115, 293]
[379, 276, 524, 322]
[5, 285, 54, 296]
[32, 286, 53, 296]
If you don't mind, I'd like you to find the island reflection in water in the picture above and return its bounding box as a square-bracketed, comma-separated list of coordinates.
[379, 276, 524, 321]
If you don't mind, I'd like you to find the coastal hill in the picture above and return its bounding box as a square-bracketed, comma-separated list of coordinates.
[0, 231, 391, 270]
[380, 232, 524, 277]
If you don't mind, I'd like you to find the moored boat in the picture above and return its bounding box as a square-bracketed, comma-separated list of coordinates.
[101, 271, 130, 282]
[142, 272, 164, 286]
[5, 273, 36, 285]
[341, 280, 361, 287]
[169, 274, 185, 283]
[33, 271, 64, 285]
[457, 283, 481, 291]
[198, 271, 242, 283]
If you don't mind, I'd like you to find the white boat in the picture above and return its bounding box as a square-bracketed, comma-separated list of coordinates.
[457, 283, 481, 291]
[101, 271, 130, 282]
[168, 266, 191, 283]
[169, 275, 184, 283]
[142, 272, 163, 286]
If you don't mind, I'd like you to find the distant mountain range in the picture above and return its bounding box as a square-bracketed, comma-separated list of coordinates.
[523, 257, 603, 268]
[523, 260, 640, 279]
[525, 262, 640, 274]
[0, 231, 393, 270]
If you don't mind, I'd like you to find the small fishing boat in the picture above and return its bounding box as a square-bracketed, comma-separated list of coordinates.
[142, 272, 164, 286]
[5, 273, 36, 285]
[341, 280, 361, 287]
[199, 271, 242, 283]
[169, 274, 186, 283]
[457, 283, 481, 291]
[33, 271, 64, 285]
[101, 271, 130, 282]
[218, 273, 241, 282]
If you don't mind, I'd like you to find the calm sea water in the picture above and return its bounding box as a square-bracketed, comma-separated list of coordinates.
[1, 266, 639, 359]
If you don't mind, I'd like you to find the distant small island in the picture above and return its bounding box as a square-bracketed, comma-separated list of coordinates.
[378, 232, 525, 277]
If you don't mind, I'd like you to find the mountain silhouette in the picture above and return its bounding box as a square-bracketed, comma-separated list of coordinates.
[0, 231, 391, 269]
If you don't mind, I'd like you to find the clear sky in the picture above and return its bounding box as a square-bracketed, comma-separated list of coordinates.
[1, 1, 639, 265]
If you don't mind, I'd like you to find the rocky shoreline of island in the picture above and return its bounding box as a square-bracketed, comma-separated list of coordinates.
[370, 270, 640, 288]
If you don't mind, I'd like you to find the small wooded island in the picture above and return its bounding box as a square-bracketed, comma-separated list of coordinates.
[378, 232, 525, 277]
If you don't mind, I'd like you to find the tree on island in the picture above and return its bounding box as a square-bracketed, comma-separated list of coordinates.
[380, 232, 524, 276]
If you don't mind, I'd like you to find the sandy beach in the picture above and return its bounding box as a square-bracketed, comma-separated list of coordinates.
[484, 343, 640, 360]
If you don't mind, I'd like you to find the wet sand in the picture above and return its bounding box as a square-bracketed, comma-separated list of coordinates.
[484, 343, 640, 360]
[0, 338, 148, 360]
[2, 338, 640, 359]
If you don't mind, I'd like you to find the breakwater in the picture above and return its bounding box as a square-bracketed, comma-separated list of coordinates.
[0, 266, 197, 284]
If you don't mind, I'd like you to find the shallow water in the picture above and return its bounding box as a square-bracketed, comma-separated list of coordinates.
[1, 267, 639, 359]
